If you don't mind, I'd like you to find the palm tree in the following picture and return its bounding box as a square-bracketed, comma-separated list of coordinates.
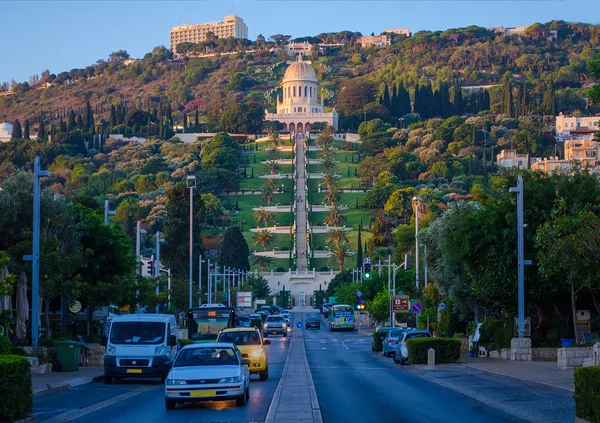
[253, 207, 275, 227]
[320, 156, 337, 173]
[323, 186, 341, 206]
[316, 125, 334, 148]
[267, 146, 281, 160]
[253, 229, 276, 251]
[260, 180, 277, 206]
[320, 144, 335, 158]
[324, 205, 347, 227]
[264, 159, 280, 175]
[326, 228, 349, 247]
[321, 173, 339, 191]
[251, 254, 274, 272]
[370, 246, 395, 263]
[328, 242, 351, 272]
[268, 131, 281, 148]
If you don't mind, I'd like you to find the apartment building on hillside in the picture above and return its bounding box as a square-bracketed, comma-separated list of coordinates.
[555, 113, 600, 142]
[360, 34, 391, 48]
[170, 15, 248, 53]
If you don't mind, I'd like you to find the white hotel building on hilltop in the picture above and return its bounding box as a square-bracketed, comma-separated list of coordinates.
[265, 57, 338, 134]
[170, 15, 248, 53]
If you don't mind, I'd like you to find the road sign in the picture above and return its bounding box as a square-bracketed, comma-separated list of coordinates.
[296, 321, 302, 329]
[364, 257, 371, 264]
[69, 301, 82, 314]
[392, 295, 410, 313]
[398, 291, 403, 296]
[438, 302, 447, 311]
[412, 301, 422, 314]
[356, 291, 362, 298]
[359, 299, 365, 305]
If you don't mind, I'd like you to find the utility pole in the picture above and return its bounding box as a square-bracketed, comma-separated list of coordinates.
[387, 255, 392, 327]
[413, 196, 422, 290]
[104, 200, 116, 226]
[198, 255, 205, 306]
[187, 176, 196, 310]
[24, 157, 49, 347]
[207, 258, 212, 305]
[509, 175, 531, 337]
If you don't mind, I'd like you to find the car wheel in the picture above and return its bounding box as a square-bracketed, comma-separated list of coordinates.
[393, 354, 399, 364]
[103, 375, 112, 384]
[236, 389, 248, 406]
[259, 368, 269, 381]
[165, 399, 176, 410]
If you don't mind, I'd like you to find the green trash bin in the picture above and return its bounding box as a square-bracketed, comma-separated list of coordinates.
[55, 340, 81, 372]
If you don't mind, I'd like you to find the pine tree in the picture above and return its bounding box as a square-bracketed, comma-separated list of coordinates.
[38, 119, 45, 141]
[11, 119, 22, 140]
[23, 119, 30, 139]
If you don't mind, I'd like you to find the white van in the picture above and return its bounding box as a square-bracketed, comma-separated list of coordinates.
[101, 314, 178, 384]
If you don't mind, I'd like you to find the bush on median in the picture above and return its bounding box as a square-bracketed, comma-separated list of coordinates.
[407, 338, 461, 364]
[0, 355, 33, 421]
[251, 318, 263, 329]
[372, 331, 384, 352]
[574, 366, 600, 423]
[178, 338, 194, 347]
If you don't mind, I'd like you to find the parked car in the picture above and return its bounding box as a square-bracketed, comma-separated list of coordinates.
[382, 329, 409, 357]
[263, 315, 287, 337]
[164, 343, 250, 409]
[371, 327, 394, 351]
[217, 328, 270, 381]
[394, 330, 432, 364]
[305, 317, 321, 329]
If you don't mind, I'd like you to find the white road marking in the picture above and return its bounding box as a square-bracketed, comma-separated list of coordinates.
[341, 341, 349, 350]
[45, 385, 157, 423]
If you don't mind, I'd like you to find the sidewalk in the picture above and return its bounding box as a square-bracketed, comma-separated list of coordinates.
[265, 317, 322, 423]
[32, 366, 104, 397]
[460, 356, 574, 393]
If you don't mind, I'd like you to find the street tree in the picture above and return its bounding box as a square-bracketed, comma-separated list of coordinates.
[218, 227, 250, 271]
[260, 179, 277, 206]
[250, 255, 274, 272]
[253, 207, 275, 227]
[247, 272, 271, 298]
[324, 205, 347, 227]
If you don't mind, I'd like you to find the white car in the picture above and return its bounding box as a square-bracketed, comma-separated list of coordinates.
[164, 343, 251, 409]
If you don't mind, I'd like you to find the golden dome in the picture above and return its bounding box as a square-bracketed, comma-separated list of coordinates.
[283, 60, 317, 82]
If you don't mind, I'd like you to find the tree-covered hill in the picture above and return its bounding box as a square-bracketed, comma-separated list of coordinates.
[1, 20, 599, 133]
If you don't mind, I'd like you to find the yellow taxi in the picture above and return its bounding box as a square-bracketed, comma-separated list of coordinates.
[216, 327, 270, 380]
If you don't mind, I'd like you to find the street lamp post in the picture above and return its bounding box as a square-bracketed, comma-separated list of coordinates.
[198, 255, 205, 306]
[104, 200, 116, 226]
[136, 221, 147, 275]
[155, 231, 165, 313]
[412, 196, 423, 290]
[187, 176, 196, 310]
[207, 258, 212, 304]
[24, 157, 50, 347]
[509, 175, 531, 337]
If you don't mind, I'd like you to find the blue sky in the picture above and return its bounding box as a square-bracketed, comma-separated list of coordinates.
[0, 0, 598, 84]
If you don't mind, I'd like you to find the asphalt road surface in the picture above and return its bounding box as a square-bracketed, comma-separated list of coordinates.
[302, 311, 574, 423]
[33, 333, 290, 423]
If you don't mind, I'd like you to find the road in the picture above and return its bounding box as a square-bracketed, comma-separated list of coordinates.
[301, 311, 574, 423]
[33, 335, 290, 423]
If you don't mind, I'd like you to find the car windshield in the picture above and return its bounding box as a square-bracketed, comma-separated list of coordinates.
[389, 330, 403, 338]
[174, 347, 239, 367]
[109, 322, 165, 345]
[218, 331, 261, 345]
[266, 316, 283, 322]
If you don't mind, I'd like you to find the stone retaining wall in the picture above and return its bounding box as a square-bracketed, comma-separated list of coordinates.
[510, 337, 532, 361]
[532, 348, 558, 361]
[557, 347, 593, 369]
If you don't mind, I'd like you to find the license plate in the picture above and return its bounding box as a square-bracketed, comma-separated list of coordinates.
[272, 331, 278, 334]
[190, 390, 215, 397]
[126, 369, 142, 374]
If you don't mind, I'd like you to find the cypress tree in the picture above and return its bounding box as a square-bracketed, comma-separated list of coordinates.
[84, 101, 93, 130]
[24, 119, 30, 139]
[520, 83, 529, 116]
[60, 118, 67, 133]
[183, 112, 187, 132]
[398, 82, 411, 116]
[413, 84, 421, 118]
[67, 109, 76, 131]
[502, 77, 513, 117]
[11, 119, 22, 140]
[195, 109, 199, 126]
[453, 80, 464, 116]
[541, 78, 556, 116]
[382, 83, 391, 112]
[356, 220, 363, 266]
[38, 119, 45, 141]
[110, 105, 117, 127]
[76, 114, 83, 129]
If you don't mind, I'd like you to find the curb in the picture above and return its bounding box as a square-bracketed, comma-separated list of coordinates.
[461, 364, 575, 395]
[32, 375, 104, 398]
[265, 323, 295, 423]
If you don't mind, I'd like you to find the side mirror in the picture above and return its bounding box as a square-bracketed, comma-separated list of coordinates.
[100, 335, 107, 347]
[168, 335, 177, 347]
[165, 361, 173, 369]
[242, 358, 251, 366]
[263, 339, 271, 345]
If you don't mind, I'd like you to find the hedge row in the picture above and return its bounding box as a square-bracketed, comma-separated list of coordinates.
[574, 366, 600, 423]
[178, 338, 194, 347]
[0, 355, 33, 421]
[372, 331, 386, 352]
[407, 338, 461, 364]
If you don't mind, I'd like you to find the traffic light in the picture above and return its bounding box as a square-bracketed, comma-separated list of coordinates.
[147, 257, 155, 276]
[363, 260, 372, 280]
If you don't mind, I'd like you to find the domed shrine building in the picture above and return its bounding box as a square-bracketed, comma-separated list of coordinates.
[265, 57, 338, 134]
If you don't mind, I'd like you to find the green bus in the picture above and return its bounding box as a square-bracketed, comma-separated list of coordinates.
[187, 305, 236, 342]
[328, 304, 355, 331]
